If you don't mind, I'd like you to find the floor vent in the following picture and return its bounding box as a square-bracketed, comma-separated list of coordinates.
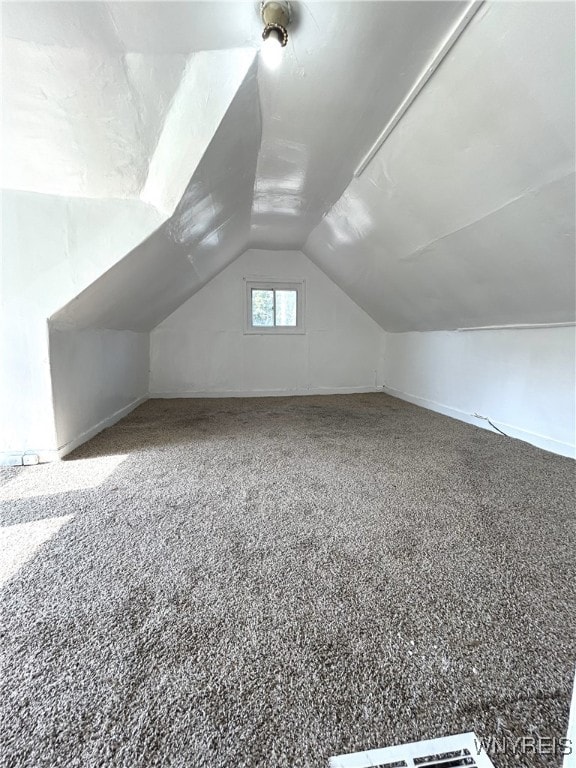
[329, 732, 496, 768]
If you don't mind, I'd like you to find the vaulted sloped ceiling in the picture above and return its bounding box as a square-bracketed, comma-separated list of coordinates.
[250, 1, 468, 249]
[2, 2, 256, 206]
[304, 1, 576, 331]
[51, 61, 261, 331]
[3, 1, 574, 333]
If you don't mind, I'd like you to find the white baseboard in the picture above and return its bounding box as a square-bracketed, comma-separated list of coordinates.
[5, 386, 570, 464]
[0, 395, 148, 466]
[56, 395, 148, 459]
[150, 386, 379, 399]
[382, 385, 575, 459]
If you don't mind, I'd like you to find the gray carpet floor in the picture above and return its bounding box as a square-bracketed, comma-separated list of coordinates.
[1, 394, 575, 768]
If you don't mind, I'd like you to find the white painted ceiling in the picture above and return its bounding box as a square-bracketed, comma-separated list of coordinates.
[3, 1, 575, 332]
[304, 1, 576, 331]
[53, 64, 261, 331]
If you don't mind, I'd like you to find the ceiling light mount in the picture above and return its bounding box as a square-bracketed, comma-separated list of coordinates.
[260, 1, 291, 46]
[262, 21, 288, 47]
[260, 1, 291, 68]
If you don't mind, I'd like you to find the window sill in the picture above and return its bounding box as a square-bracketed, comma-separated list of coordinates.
[243, 328, 306, 335]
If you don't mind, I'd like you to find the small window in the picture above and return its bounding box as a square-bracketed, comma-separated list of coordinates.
[245, 280, 305, 334]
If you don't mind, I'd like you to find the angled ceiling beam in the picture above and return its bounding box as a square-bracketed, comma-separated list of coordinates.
[354, 0, 485, 178]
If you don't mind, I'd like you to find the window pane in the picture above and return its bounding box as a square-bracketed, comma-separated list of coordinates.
[252, 289, 274, 326]
[275, 290, 297, 326]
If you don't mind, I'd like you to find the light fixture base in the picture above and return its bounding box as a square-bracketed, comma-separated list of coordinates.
[262, 22, 288, 47]
[260, 1, 291, 31]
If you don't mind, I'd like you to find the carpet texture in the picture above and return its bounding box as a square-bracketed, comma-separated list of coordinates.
[1, 394, 574, 768]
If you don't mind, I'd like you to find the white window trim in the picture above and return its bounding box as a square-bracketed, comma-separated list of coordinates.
[244, 279, 306, 335]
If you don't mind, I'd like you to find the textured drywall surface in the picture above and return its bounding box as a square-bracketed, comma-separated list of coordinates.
[381, 326, 576, 457]
[304, 1, 576, 331]
[2, 36, 177, 200]
[2, 2, 255, 209]
[50, 60, 261, 333]
[141, 49, 256, 216]
[50, 328, 149, 453]
[0, 192, 162, 456]
[150, 249, 384, 396]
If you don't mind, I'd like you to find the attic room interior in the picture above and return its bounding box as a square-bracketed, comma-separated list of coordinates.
[1, 0, 575, 766]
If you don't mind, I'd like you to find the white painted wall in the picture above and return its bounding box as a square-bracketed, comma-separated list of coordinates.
[150, 249, 384, 397]
[49, 328, 149, 456]
[381, 326, 576, 458]
[0, 191, 162, 462]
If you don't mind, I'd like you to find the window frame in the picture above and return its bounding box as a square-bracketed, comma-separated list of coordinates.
[244, 279, 306, 335]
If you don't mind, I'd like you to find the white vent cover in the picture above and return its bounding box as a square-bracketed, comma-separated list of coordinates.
[329, 731, 496, 768]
